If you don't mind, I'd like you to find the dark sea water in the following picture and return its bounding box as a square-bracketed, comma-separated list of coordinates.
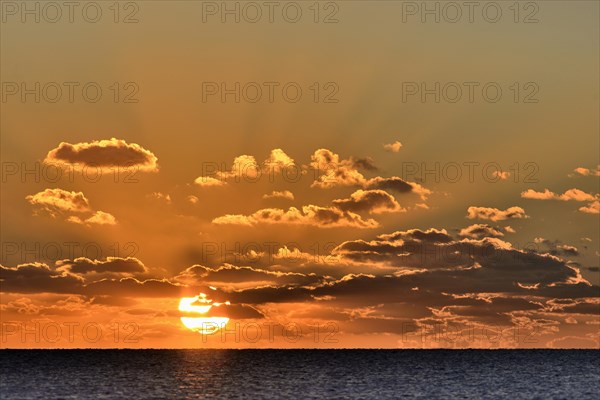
[1, 350, 599, 399]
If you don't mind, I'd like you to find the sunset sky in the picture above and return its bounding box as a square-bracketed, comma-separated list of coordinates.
[1, 1, 599, 348]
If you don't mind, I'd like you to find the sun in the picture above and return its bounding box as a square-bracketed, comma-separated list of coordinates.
[179, 293, 230, 335]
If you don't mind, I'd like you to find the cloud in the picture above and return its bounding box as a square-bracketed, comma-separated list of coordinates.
[84, 278, 182, 298]
[56, 257, 147, 275]
[573, 166, 600, 177]
[332, 189, 405, 214]
[520, 189, 559, 200]
[521, 188, 599, 215]
[0, 263, 84, 294]
[579, 201, 599, 215]
[217, 155, 261, 181]
[309, 148, 367, 189]
[228, 235, 598, 306]
[174, 264, 321, 290]
[530, 238, 579, 257]
[0, 261, 181, 298]
[2, 223, 599, 348]
[214, 189, 406, 228]
[377, 228, 453, 244]
[491, 171, 511, 180]
[308, 149, 431, 202]
[383, 141, 402, 153]
[557, 245, 579, 256]
[68, 211, 117, 226]
[26, 188, 117, 225]
[366, 177, 432, 200]
[195, 149, 295, 185]
[459, 224, 505, 239]
[194, 176, 226, 187]
[521, 188, 597, 202]
[351, 157, 377, 171]
[44, 138, 158, 171]
[212, 205, 378, 229]
[26, 188, 91, 215]
[466, 206, 528, 221]
[263, 190, 294, 200]
[147, 192, 172, 204]
[263, 148, 295, 173]
[365, 176, 412, 193]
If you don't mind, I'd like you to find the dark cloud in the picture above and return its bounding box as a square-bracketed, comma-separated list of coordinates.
[459, 224, 505, 240]
[351, 157, 378, 171]
[2, 226, 598, 342]
[56, 257, 147, 274]
[366, 176, 413, 193]
[45, 138, 158, 171]
[332, 190, 404, 214]
[174, 264, 323, 289]
[0, 263, 84, 294]
[534, 238, 580, 257]
[84, 278, 183, 298]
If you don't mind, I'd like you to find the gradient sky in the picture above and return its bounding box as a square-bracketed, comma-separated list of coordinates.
[1, 1, 599, 348]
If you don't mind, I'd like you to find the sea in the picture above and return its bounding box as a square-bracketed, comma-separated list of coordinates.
[1, 350, 599, 399]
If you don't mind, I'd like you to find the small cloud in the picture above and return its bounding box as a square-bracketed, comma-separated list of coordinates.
[459, 224, 504, 240]
[383, 141, 402, 153]
[194, 176, 226, 187]
[466, 206, 528, 221]
[557, 244, 579, 256]
[504, 226, 516, 233]
[68, 211, 117, 226]
[492, 171, 511, 180]
[263, 149, 295, 173]
[573, 166, 600, 177]
[147, 192, 171, 204]
[579, 201, 599, 215]
[533, 238, 580, 256]
[351, 157, 378, 171]
[332, 189, 405, 215]
[521, 188, 597, 202]
[263, 190, 295, 200]
[217, 155, 260, 181]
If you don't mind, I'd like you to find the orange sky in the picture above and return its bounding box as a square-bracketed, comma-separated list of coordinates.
[1, 1, 599, 349]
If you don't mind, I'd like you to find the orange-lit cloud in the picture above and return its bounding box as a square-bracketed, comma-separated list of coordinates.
[212, 205, 378, 229]
[466, 206, 528, 221]
[45, 138, 158, 172]
[26, 188, 91, 215]
[579, 200, 600, 215]
[27, 188, 117, 225]
[263, 190, 295, 200]
[68, 211, 117, 226]
[459, 224, 505, 239]
[332, 189, 405, 214]
[521, 188, 597, 202]
[383, 141, 402, 152]
[573, 166, 600, 177]
[194, 176, 226, 187]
